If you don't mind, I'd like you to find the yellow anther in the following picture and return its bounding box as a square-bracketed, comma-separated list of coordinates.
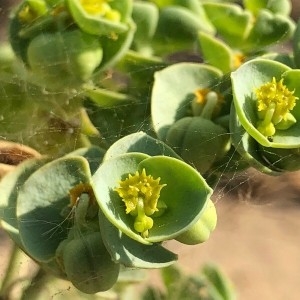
[115, 168, 166, 237]
[255, 77, 298, 137]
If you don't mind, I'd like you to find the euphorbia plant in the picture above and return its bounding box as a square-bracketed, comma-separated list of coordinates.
[1, 0, 300, 298]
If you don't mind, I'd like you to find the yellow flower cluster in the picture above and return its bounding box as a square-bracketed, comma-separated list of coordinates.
[115, 169, 166, 238]
[80, 0, 121, 21]
[255, 77, 298, 137]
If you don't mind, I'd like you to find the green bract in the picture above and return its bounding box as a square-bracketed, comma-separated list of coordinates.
[231, 59, 300, 149]
[92, 152, 213, 244]
[67, 0, 132, 36]
[16, 156, 93, 262]
[203, 2, 295, 51]
[151, 62, 231, 173]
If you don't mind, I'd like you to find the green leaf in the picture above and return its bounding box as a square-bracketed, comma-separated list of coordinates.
[259, 146, 300, 172]
[203, 2, 253, 47]
[92, 152, 151, 245]
[138, 156, 213, 242]
[244, 0, 292, 16]
[84, 85, 135, 108]
[17, 156, 92, 262]
[151, 62, 222, 141]
[66, 0, 129, 36]
[132, 1, 159, 55]
[0, 157, 49, 248]
[99, 209, 177, 268]
[104, 131, 181, 161]
[96, 19, 136, 71]
[152, 6, 210, 55]
[198, 32, 233, 73]
[293, 19, 300, 68]
[202, 264, 237, 300]
[64, 146, 105, 174]
[244, 9, 295, 50]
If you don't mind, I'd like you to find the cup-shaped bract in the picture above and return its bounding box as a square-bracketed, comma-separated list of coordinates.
[244, 0, 292, 16]
[152, 5, 212, 55]
[231, 58, 300, 149]
[16, 156, 93, 262]
[259, 146, 300, 172]
[0, 157, 49, 249]
[92, 153, 213, 244]
[151, 62, 223, 141]
[67, 0, 132, 36]
[151, 62, 230, 173]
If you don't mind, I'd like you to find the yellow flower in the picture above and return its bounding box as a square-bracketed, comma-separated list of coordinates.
[80, 0, 121, 22]
[255, 77, 298, 137]
[115, 169, 166, 238]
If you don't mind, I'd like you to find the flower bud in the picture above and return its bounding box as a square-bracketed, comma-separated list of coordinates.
[175, 199, 217, 245]
[62, 232, 120, 294]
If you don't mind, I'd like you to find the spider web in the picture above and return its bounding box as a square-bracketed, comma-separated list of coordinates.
[1, 1, 300, 299]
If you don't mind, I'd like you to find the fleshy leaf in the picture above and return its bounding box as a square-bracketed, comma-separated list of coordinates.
[64, 146, 105, 174]
[244, 0, 292, 16]
[99, 209, 177, 268]
[66, 0, 130, 36]
[84, 85, 135, 108]
[132, 1, 159, 55]
[166, 117, 230, 174]
[0, 157, 49, 248]
[104, 131, 181, 161]
[198, 32, 233, 73]
[17, 156, 92, 262]
[244, 9, 295, 50]
[202, 2, 253, 47]
[152, 6, 210, 55]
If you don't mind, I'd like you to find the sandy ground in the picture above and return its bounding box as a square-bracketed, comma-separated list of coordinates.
[145, 170, 300, 299]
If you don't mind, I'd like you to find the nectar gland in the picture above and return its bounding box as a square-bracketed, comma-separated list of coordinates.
[255, 77, 298, 137]
[114, 168, 166, 238]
